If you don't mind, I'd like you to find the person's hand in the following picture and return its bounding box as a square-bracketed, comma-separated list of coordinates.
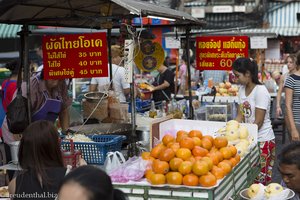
[276, 107, 282, 118]
[291, 129, 300, 141]
[148, 85, 155, 92]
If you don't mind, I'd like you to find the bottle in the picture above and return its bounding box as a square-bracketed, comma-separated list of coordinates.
[149, 100, 157, 118]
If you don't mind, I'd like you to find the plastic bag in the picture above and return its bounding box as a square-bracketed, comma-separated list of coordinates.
[110, 156, 149, 183]
[104, 151, 126, 174]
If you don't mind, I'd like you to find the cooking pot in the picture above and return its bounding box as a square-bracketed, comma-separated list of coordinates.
[84, 92, 108, 103]
[135, 127, 150, 151]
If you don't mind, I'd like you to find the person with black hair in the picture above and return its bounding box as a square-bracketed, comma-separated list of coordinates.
[151, 64, 175, 102]
[58, 165, 128, 200]
[9, 120, 68, 199]
[278, 142, 300, 199]
[233, 57, 275, 185]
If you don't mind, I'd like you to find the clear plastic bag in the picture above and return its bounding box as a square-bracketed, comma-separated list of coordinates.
[104, 151, 126, 174]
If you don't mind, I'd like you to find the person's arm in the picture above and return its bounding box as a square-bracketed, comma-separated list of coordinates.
[235, 104, 244, 123]
[8, 178, 16, 195]
[59, 107, 70, 132]
[153, 80, 170, 91]
[285, 87, 300, 141]
[276, 74, 285, 117]
[254, 108, 266, 130]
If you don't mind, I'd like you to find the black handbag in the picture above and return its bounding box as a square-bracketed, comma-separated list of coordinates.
[6, 63, 29, 133]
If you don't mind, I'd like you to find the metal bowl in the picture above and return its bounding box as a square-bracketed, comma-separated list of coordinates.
[84, 92, 108, 102]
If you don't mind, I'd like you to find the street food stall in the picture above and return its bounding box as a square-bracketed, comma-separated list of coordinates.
[0, 1, 265, 200]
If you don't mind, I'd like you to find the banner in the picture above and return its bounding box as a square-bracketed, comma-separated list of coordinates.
[42, 32, 108, 79]
[196, 36, 248, 70]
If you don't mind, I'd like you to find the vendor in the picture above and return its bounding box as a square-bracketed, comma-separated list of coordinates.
[151, 64, 175, 102]
[89, 45, 130, 103]
[233, 57, 275, 185]
[2, 70, 72, 143]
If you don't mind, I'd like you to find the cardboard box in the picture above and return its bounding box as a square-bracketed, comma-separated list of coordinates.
[151, 119, 258, 149]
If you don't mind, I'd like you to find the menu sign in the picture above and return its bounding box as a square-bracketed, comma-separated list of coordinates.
[196, 36, 248, 70]
[42, 32, 108, 79]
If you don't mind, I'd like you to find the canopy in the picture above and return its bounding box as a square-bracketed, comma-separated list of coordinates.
[0, 0, 205, 28]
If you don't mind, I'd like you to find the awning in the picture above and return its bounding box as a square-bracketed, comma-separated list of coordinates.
[241, 27, 300, 37]
[0, 0, 205, 28]
[0, 24, 21, 38]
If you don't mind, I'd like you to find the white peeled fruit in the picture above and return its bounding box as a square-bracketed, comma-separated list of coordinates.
[226, 120, 240, 130]
[225, 129, 239, 141]
[248, 183, 265, 199]
[264, 183, 283, 199]
[239, 139, 250, 147]
[235, 142, 248, 157]
[239, 125, 249, 139]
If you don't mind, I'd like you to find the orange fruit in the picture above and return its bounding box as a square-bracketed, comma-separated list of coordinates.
[228, 145, 237, 156]
[169, 157, 183, 171]
[208, 153, 220, 165]
[182, 173, 199, 186]
[178, 161, 193, 175]
[199, 172, 217, 187]
[222, 159, 233, 167]
[141, 152, 151, 160]
[213, 136, 228, 149]
[210, 146, 219, 153]
[211, 166, 225, 180]
[201, 157, 213, 171]
[192, 146, 209, 157]
[152, 160, 169, 175]
[166, 172, 183, 185]
[150, 174, 166, 185]
[217, 161, 232, 175]
[176, 130, 188, 138]
[229, 157, 238, 167]
[192, 137, 202, 147]
[180, 137, 195, 150]
[145, 169, 155, 181]
[192, 160, 209, 176]
[158, 148, 175, 162]
[234, 154, 241, 162]
[219, 147, 233, 159]
[215, 151, 224, 162]
[188, 130, 203, 139]
[162, 134, 175, 146]
[168, 142, 180, 154]
[176, 148, 192, 161]
[186, 156, 196, 164]
[202, 135, 214, 144]
[201, 138, 212, 150]
[150, 145, 166, 159]
[176, 134, 188, 143]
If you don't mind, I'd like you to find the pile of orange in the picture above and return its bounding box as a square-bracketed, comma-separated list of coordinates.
[142, 130, 241, 187]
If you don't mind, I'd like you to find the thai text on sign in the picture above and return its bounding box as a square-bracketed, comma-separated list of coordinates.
[196, 36, 248, 70]
[42, 32, 108, 79]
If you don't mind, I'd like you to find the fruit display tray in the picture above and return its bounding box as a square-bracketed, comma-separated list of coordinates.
[114, 144, 260, 200]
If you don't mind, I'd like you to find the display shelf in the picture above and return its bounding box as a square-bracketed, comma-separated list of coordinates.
[114, 145, 260, 200]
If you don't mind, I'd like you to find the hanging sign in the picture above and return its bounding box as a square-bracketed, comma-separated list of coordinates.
[250, 36, 267, 49]
[42, 32, 108, 79]
[196, 36, 249, 70]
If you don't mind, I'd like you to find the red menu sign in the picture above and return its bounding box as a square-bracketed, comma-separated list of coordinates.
[196, 36, 249, 70]
[42, 32, 108, 79]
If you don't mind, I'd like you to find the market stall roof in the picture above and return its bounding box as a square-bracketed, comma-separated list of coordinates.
[0, 0, 205, 28]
